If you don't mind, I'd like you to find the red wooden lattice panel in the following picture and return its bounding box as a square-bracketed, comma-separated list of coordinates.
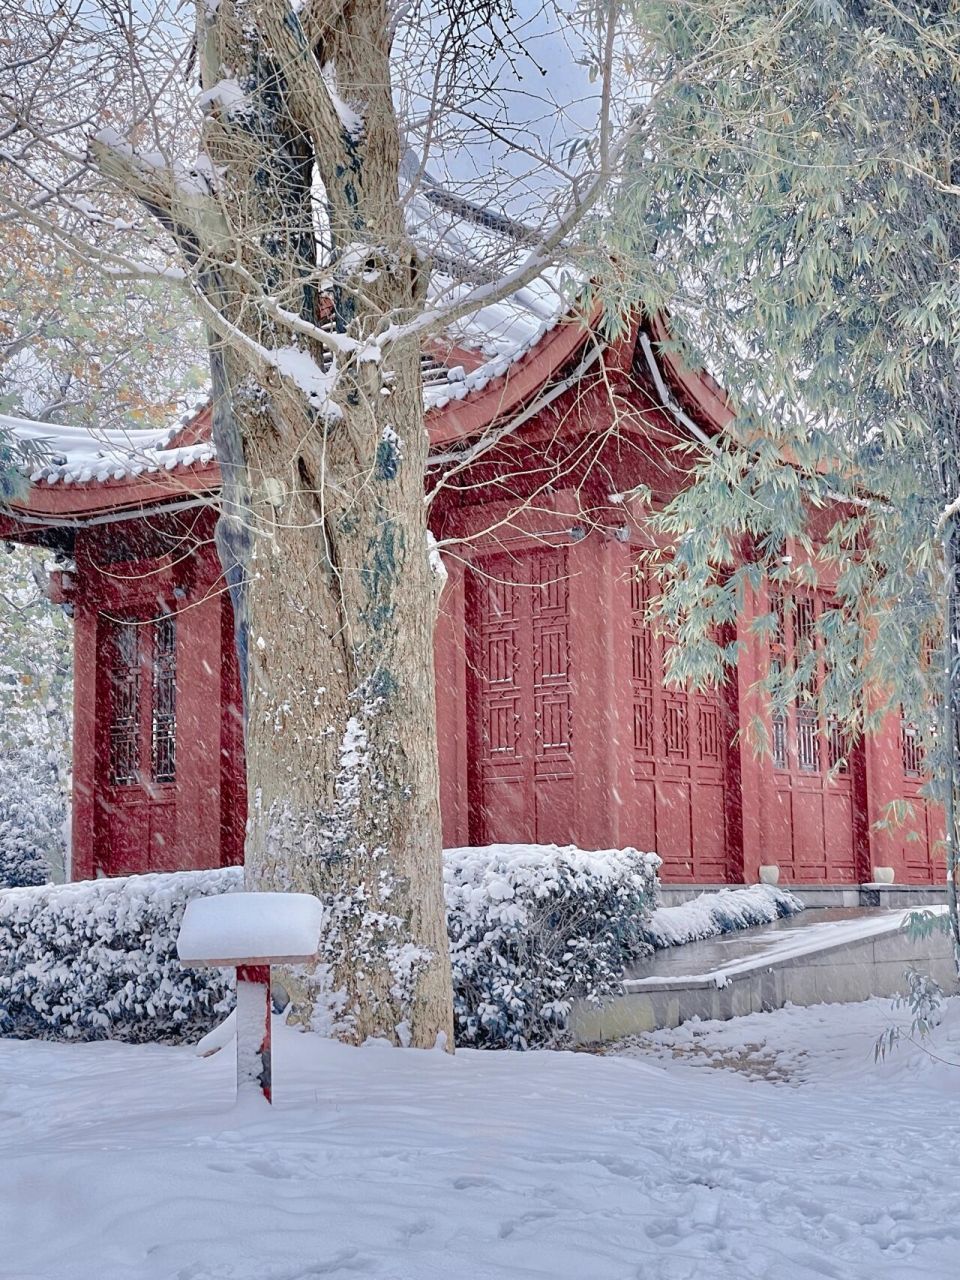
[895, 714, 944, 883]
[100, 613, 177, 873]
[767, 590, 857, 883]
[470, 548, 574, 846]
[629, 560, 729, 882]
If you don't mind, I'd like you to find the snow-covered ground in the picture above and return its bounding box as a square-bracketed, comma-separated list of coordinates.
[2, 998, 960, 1280]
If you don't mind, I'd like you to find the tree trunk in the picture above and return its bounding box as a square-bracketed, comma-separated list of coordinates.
[205, 0, 453, 1046]
[232, 338, 453, 1046]
[147, 0, 454, 1045]
[93, 0, 455, 1045]
[941, 510, 960, 969]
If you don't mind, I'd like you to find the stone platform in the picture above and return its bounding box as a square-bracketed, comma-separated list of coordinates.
[658, 883, 947, 909]
[570, 904, 957, 1044]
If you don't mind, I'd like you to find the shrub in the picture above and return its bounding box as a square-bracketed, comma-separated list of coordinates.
[0, 846, 661, 1048]
[0, 745, 63, 888]
[445, 843, 660, 1049]
[0, 867, 242, 1042]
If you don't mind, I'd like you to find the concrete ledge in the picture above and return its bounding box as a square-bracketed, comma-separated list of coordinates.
[657, 883, 946, 909]
[570, 912, 957, 1044]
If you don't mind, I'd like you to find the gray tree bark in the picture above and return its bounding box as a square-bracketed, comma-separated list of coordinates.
[96, 0, 454, 1046]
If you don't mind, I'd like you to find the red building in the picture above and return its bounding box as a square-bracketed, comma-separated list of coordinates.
[0, 304, 943, 887]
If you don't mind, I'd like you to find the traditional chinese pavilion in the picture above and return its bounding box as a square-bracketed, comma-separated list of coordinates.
[0, 294, 943, 888]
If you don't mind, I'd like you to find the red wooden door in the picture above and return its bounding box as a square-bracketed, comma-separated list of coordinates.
[896, 718, 945, 883]
[467, 548, 575, 846]
[98, 614, 177, 874]
[767, 590, 858, 882]
[628, 562, 730, 881]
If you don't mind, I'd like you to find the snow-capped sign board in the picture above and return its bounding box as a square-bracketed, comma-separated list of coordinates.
[177, 891, 323, 1105]
[177, 891, 323, 967]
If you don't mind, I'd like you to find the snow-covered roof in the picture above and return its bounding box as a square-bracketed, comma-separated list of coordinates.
[1, 267, 580, 499]
[1, 410, 215, 489]
[423, 268, 574, 411]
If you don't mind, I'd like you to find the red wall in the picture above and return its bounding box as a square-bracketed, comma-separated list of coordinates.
[66, 354, 945, 885]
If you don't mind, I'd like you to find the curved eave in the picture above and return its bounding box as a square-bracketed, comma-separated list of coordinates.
[5, 303, 603, 525]
[5, 459, 220, 524]
[427, 301, 604, 446]
[646, 312, 735, 436]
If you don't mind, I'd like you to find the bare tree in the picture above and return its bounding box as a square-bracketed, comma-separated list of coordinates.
[1, 0, 650, 1045]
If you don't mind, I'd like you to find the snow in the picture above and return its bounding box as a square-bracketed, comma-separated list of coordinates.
[270, 346, 342, 418]
[2, 996, 960, 1278]
[177, 892, 324, 966]
[196, 78, 247, 114]
[645, 885, 804, 950]
[0, 867, 240, 1041]
[0, 408, 214, 488]
[321, 61, 364, 139]
[627, 905, 951, 990]
[1, 264, 573, 493]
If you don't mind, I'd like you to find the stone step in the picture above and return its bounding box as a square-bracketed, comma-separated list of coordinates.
[571, 905, 957, 1043]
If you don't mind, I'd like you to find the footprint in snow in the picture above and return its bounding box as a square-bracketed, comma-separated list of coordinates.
[498, 1209, 557, 1239]
[452, 1174, 503, 1191]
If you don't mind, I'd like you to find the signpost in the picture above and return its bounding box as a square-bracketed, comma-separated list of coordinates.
[177, 891, 324, 1103]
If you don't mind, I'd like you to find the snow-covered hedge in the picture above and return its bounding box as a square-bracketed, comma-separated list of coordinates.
[643, 884, 803, 950]
[0, 744, 62, 888]
[445, 843, 660, 1049]
[0, 847, 660, 1048]
[0, 867, 242, 1042]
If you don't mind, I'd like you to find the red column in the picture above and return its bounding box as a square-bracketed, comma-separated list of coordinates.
[435, 557, 469, 848]
[569, 533, 626, 849]
[219, 592, 246, 867]
[69, 579, 98, 883]
[734, 581, 768, 884]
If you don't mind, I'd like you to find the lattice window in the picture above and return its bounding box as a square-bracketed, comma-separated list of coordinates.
[664, 696, 689, 760]
[827, 716, 849, 773]
[109, 622, 141, 786]
[768, 592, 845, 775]
[794, 595, 816, 650]
[698, 703, 721, 764]
[796, 703, 820, 772]
[633, 694, 653, 756]
[772, 711, 788, 770]
[793, 595, 818, 696]
[152, 615, 177, 783]
[533, 552, 572, 759]
[901, 718, 924, 778]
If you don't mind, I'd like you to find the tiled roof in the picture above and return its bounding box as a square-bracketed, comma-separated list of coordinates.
[3, 267, 575, 492]
[1, 412, 216, 489]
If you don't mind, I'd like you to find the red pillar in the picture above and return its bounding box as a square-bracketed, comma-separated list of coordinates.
[435, 557, 469, 848]
[734, 580, 768, 884]
[568, 532, 629, 850]
[69, 566, 98, 882]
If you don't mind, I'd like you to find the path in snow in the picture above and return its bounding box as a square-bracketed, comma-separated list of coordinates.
[2, 998, 960, 1279]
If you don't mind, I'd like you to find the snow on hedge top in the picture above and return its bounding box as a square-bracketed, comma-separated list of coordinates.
[445, 843, 661, 913]
[177, 891, 323, 966]
[1, 409, 215, 488]
[644, 884, 804, 951]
